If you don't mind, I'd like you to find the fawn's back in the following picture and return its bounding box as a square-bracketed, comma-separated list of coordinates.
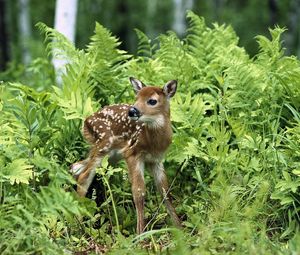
[83, 84, 174, 161]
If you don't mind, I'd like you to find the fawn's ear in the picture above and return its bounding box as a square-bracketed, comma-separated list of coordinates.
[130, 77, 146, 94]
[163, 80, 177, 99]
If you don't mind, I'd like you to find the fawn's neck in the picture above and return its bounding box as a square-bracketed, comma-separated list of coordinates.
[138, 113, 172, 156]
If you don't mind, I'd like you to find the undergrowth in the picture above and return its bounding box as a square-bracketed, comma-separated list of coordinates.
[1, 11, 300, 254]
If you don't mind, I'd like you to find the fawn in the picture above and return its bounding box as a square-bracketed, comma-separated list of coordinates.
[70, 77, 181, 234]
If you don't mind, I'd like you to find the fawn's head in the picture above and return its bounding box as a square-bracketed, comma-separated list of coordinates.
[128, 77, 177, 127]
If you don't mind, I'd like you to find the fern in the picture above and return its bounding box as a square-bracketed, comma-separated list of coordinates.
[135, 29, 155, 59]
[2, 12, 300, 254]
[186, 11, 239, 68]
[256, 27, 286, 64]
[155, 31, 195, 87]
[86, 22, 132, 104]
[36, 22, 80, 66]
[87, 22, 130, 64]
[171, 92, 214, 136]
[1, 158, 33, 184]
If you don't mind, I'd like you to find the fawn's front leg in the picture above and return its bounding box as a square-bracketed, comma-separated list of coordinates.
[126, 156, 145, 234]
[149, 162, 182, 228]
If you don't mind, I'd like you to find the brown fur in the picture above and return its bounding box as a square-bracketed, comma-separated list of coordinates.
[70, 79, 181, 234]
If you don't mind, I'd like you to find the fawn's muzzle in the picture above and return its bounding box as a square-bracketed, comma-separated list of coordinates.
[128, 107, 141, 120]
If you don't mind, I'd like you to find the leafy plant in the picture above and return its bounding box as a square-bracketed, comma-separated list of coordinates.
[1, 11, 300, 254]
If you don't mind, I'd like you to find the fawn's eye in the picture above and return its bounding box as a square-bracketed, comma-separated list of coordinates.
[147, 99, 157, 106]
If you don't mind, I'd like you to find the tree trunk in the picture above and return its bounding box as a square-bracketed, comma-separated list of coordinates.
[172, 0, 194, 36]
[0, 0, 9, 70]
[268, 0, 278, 26]
[18, 0, 31, 65]
[53, 0, 78, 85]
[146, 0, 157, 38]
[285, 0, 300, 56]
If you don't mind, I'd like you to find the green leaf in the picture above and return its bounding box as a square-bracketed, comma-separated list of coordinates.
[292, 169, 300, 177]
[3, 159, 33, 184]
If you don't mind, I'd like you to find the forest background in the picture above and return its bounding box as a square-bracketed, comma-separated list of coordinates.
[1, 0, 300, 254]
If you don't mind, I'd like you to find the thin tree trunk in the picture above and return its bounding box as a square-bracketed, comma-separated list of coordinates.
[268, 0, 278, 26]
[146, 0, 157, 38]
[285, 0, 300, 56]
[53, 0, 78, 85]
[18, 0, 31, 65]
[214, 0, 225, 20]
[172, 0, 194, 36]
[0, 0, 9, 70]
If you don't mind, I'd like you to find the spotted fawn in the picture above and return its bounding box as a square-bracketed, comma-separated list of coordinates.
[70, 77, 181, 234]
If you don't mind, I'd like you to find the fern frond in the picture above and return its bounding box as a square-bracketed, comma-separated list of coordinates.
[186, 10, 207, 64]
[37, 22, 96, 118]
[135, 28, 156, 59]
[186, 11, 239, 66]
[172, 92, 214, 138]
[87, 22, 130, 64]
[85, 22, 132, 104]
[256, 26, 286, 63]
[154, 31, 196, 88]
[36, 22, 80, 63]
[2, 158, 33, 184]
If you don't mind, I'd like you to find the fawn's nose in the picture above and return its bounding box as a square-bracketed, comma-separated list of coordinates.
[128, 107, 141, 120]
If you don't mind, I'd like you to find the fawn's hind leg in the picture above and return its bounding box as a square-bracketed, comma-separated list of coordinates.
[76, 159, 101, 197]
[72, 146, 106, 197]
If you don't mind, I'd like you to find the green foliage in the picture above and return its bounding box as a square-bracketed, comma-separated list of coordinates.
[1, 11, 300, 254]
